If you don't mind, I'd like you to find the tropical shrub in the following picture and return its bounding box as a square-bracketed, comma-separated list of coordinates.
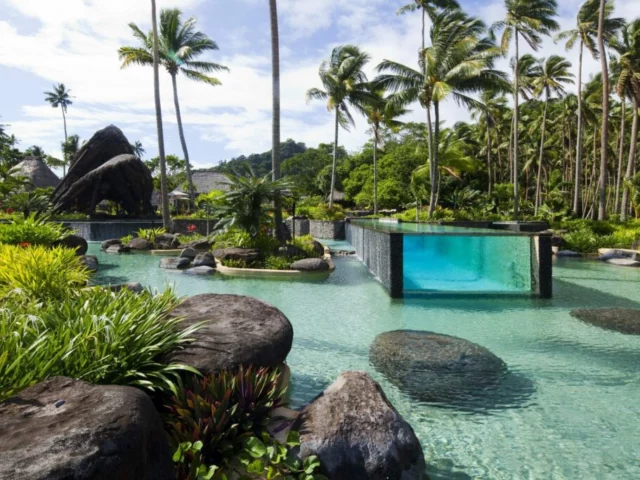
[137, 227, 167, 243]
[212, 228, 252, 249]
[291, 235, 321, 258]
[121, 234, 134, 245]
[563, 227, 599, 253]
[0, 214, 70, 246]
[298, 203, 345, 221]
[0, 288, 197, 401]
[263, 255, 293, 270]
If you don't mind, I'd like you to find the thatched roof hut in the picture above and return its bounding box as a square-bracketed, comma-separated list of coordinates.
[11, 157, 60, 190]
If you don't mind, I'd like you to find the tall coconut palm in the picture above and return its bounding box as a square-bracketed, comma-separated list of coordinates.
[612, 19, 640, 220]
[555, 0, 624, 216]
[363, 87, 408, 214]
[531, 55, 574, 214]
[62, 135, 81, 168]
[492, 0, 559, 219]
[150, 0, 170, 228]
[119, 9, 228, 205]
[269, 0, 283, 241]
[306, 45, 374, 208]
[597, 0, 610, 219]
[377, 9, 507, 216]
[131, 141, 146, 158]
[44, 83, 73, 176]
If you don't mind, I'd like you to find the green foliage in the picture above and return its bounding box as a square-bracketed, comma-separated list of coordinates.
[121, 234, 134, 245]
[212, 228, 252, 249]
[558, 220, 640, 252]
[563, 227, 599, 253]
[263, 256, 293, 270]
[215, 139, 307, 177]
[0, 214, 70, 246]
[5, 190, 51, 218]
[0, 285, 196, 401]
[298, 204, 345, 221]
[290, 235, 322, 258]
[137, 227, 167, 243]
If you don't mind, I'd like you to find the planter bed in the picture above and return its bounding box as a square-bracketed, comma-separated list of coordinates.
[215, 257, 335, 279]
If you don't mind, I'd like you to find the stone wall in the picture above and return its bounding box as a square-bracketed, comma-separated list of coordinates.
[346, 222, 403, 297]
[309, 220, 345, 240]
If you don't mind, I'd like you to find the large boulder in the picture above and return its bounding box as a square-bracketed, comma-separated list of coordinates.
[127, 237, 153, 251]
[311, 240, 325, 256]
[101, 238, 122, 250]
[184, 238, 213, 251]
[193, 252, 215, 268]
[53, 234, 88, 255]
[0, 377, 173, 480]
[180, 247, 198, 260]
[215, 248, 261, 265]
[571, 309, 640, 335]
[292, 371, 426, 480]
[80, 255, 99, 272]
[370, 331, 507, 403]
[160, 257, 191, 270]
[166, 294, 293, 375]
[154, 233, 180, 250]
[291, 258, 330, 272]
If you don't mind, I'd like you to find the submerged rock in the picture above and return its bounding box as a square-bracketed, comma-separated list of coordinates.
[370, 330, 507, 403]
[291, 258, 330, 272]
[0, 377, 172, 480]
[80, 255, 99, 272]
[184, 266, 215, 276]
[571, 309, 640, 335]
[160, 257, 191, 270]
[166, 294, 293, 375]
[54, 234, 88, 255]
[292, 371, 426, 480]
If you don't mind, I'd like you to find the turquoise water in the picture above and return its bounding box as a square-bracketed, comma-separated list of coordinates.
[404, 235, 532, 293]
[90, 244, 640, 479]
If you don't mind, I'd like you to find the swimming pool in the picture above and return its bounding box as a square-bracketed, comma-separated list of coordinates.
[90, 245, 640, 479]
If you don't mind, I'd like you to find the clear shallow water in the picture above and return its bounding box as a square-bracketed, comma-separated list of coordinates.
[90, 245, 640, 479]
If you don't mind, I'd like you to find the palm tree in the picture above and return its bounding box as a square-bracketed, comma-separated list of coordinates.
[612, 19, 640, 220]
[531, 55, 574, 214]
[131, 141, 146, 158]
[492, 0, 560, 219]
[269, 0, 283, 241]
[377, 9, 507, 216]
[597, 0, 611, 219]
[62, 135, 81, 168]
[555, 0, 624, 216]
[306, 45, 374, 208]
[119, 8, 228, 205]
[44, 83, 73, 176]
[150, 0, 170, 228]
[363, 87, 407, 214]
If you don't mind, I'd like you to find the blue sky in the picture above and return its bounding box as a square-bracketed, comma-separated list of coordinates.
[1, 0, 638, 173]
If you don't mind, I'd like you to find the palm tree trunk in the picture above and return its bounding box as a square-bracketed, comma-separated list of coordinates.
[329, 108, 339, 209]
[428, 101, 440, 218]
[535, 91, 549, 216]
[513, 30, 520, 220]
[615, 100, 626, 214]
[597, 0, 609, 220]
[61, 108, 68, 177]
[487, 116, 492, 195]
[425, 105, 434, 217]
[373, 129, 378, 215]
[171, 73, 195, 206]
[573, 41, 584, 217]
[621, 98, 639, 221]
[151, 0, 170, 228]
[270, 0, 283, 241]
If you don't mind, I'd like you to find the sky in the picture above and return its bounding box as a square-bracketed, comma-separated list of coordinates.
[1, 0, 639, 173]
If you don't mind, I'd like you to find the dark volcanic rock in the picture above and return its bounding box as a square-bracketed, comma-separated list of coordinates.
[160, 257, 191, 270]
[291, 258, 330, 272]
[370, 330, 507, 403]
[127, 237, 153, 250]
[101, 238, 122, 250]
[53, 234, 88, 255]
[80, 255, 99, 272]
[193, 252, 215, 268]
[185, 238, 213, 251]
[180, 247, 198, 260]
[106, 244, 130, 254]
[154, 233, 180, 250]
[293, 371, 426, 480]
[216, 248, 261, 265]
[0, 376, 173, 480]
[571, 309, 640, 335]
[166, 294, 293, 375]
[311, 240, 325, 256]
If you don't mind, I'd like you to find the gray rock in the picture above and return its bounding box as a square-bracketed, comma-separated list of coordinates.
[101, 238, 122, 250]
[160, 257, 191, 270]
[180, 247, 198, 260]
[127, 237, 153, 251]
[193, 252, 215, 268]
[291, 258, 330, 272]
[0, 377, 173, 480]
[311, 240, 325, 256]
[53, 234, 88, 255]
[106, 244, 130, 254]
[184, 266, 216, 276]
[166, 294, 293, 375]
[80, 255, 99, 272]
[292, 371, 426, 480]
[370, 330, 507, 403]
[571, 308, 640, 335]
[107, 282, 145, 293]
[556, 250, 583, 258]
[154, 233, 180, 250]
[217, 248, 261, 265]
[606, 257, 640, 267]
[185, 238, 213, 251]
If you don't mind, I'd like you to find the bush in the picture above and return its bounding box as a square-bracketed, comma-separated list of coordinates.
[291, 234, 321, 258]
[0, 214, 70, 246]
[563, 227, 599, 253]
[299, 203, 345, 221]
[0, 244, 89, 301]
[264, 255, 293, 270]
[212, 228, 252, 249]
[121, 234, 134, 245]
[136, 227, 166, 243]
[0, 287, 197, 401]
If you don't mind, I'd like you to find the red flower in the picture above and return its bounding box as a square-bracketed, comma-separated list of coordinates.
[186, 224, 197, 233]
[5, 208, 14, 214]
[18, 242, 31, 248]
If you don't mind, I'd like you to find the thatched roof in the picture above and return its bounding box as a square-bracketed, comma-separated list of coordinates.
[12, 157, 60, 190]
[192, 171, 229, 193]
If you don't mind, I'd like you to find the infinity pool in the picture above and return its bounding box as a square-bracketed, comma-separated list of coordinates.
[90, 244, 640, 479]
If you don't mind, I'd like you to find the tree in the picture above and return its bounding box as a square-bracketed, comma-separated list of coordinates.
[44, 83, 73, 177]
[377, 9, 507, 216]
[269, 0, 283, 242]
[63, 135, 81, 168]
[492, 0, 559, 219]
[306, 45, 374, 208]
[363, 86, 407, 214]
[119, 8, 228, 205]
[131, 141, 146, 158]
[530, 55, 574, 214]
[597, 0, 611, 219]
[612, 19, 640, 220]
[150, 0, 170, 228]
[555, 0, 624, 216]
